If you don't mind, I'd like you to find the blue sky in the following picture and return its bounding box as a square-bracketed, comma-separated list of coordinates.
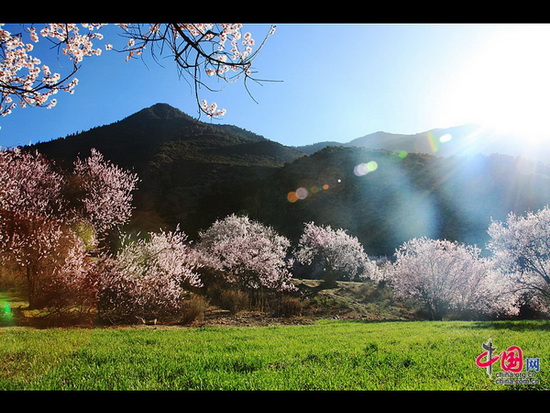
[2, 23, 550, 149]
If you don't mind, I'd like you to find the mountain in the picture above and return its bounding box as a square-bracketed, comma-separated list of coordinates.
[31, 103, 306, 236]
[295, 140, 342, 155]
[34, 103, 303, 171]
[25, 103, 550, 258]
[297, 123, 550, 164]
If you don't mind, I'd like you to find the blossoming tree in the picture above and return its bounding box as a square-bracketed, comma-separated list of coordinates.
[487, 206, 550, 313]
[389, 237, 519, 320]
[198, 214, 295, 292]
[0, 23, 275, 118]
[98, 227, 203, 323]
[69, 148, 139, 239]
[295, 221, 377, 285]
[0, 148, 71, 308]
[0, 147, 138, 308]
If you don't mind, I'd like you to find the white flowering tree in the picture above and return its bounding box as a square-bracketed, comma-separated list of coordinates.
[487, 206, 550, 313]
[389, 237, 519, 320]
[0, 23, 275, 118]
[98, 228, 203, 323]
[198, 214, 295, 292]
[295, 222, 377, 285]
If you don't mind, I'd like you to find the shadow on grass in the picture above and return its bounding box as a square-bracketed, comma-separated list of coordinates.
[458, 320, 550, 332]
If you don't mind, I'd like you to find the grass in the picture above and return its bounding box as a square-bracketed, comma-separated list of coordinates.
[1, 319, 549, 390]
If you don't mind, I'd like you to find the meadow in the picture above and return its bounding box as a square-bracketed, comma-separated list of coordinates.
[1, 319, 548, 391]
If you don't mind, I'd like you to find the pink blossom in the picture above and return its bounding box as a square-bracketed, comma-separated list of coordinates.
[198, 214, 295, 292]
[2, 23, 274, 118]
[99, 227, 203, 322]
[488, 206, 550, 313]
[295, 221, 377, 283]
[71, 148, 139, 237]
[0, 147, 138, 309]
[389, 237, 520, 319]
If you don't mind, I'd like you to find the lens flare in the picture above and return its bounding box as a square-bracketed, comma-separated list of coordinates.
[354, 161, 378, 177]
[296, 187, 308, 200]
[287, 181, 335, 203]
[0, 300, 13, 325]
[425, 132, 453, 153]
[439, 133, 452, 143]
[426, 132, 440, 153]
[287, 191, 299, 203]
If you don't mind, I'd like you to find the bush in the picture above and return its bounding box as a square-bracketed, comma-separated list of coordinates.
[217, 289, 250, 314]
[270, 295, 303, 317]
[178, 294, 209, 325]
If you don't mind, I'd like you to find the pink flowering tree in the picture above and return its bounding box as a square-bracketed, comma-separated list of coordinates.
[389, 237, 520, 320]
[0, 147, 138, 309]
[198, 214, 295, 293]
[1, 23, 275, 118]
[487, 206, 550, 314]
[98, 227, 203, 323]
[37, 228, 100, 312]
[69, 148, 139, 240]
[0, 148, 66, 308]
[295, 222, 378, 286]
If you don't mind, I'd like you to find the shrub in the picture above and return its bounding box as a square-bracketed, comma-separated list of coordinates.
[178, 293, 209, 325]
[217, 289, 250, 314]
[271, 295, 303, 317]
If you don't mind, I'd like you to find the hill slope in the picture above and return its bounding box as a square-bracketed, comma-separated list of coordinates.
[256, 146, 550, 257]
[33, 103, 303, 171]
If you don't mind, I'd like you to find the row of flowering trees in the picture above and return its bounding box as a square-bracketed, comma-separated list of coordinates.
[0, 146, 377, 323]
[385, 206, 550, 320]
[1, 146, 549, 323]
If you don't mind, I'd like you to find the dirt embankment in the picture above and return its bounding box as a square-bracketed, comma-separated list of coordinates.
[1, 279, 417, 329]
[195, 279, 417, 328]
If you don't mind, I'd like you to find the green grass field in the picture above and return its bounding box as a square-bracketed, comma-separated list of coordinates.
[1, 319, 548, 390]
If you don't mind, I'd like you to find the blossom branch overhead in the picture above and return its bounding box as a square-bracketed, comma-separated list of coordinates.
[0, 23, 275, 118]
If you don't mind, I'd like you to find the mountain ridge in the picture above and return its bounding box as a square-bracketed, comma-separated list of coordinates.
[31, 103, 304, 171]
[297, 123, 550, 165]
[306, 123, 550, 165]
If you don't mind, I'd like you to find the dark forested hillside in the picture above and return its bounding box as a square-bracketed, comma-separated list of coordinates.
[26, 103, 550, 257]
[257, 146, 550, 256]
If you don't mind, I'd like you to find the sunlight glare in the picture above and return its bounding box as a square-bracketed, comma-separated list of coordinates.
[444, 26, 550, 147]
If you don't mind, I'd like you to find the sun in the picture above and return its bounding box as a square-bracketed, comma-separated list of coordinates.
[443, 26, 550, 147]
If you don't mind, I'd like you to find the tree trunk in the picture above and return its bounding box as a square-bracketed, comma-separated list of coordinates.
[25, 265, 40, 309]
[323, 267, 338, 288]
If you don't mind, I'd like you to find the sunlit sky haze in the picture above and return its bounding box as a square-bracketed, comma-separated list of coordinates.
[2, 23, 550, 150]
